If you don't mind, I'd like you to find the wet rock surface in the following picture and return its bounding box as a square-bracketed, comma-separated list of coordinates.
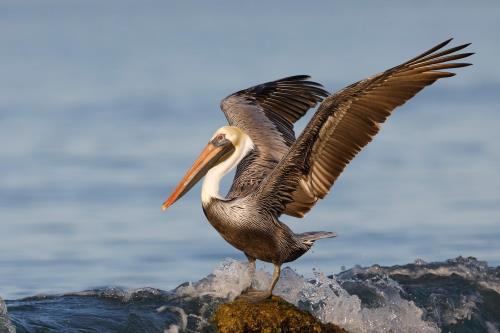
[213, 296, 349, 333]
[2, 256, 499, 332]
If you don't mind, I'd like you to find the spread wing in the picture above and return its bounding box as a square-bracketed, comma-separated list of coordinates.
[254, 39, 473, 218]
[220, 75, 329, 198]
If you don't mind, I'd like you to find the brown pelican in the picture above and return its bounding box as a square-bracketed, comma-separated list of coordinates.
[161, 39, 472, 300]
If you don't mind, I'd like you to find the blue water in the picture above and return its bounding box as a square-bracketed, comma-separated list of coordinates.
[1, 1, 499, 300]
[3, 257, 500, 332]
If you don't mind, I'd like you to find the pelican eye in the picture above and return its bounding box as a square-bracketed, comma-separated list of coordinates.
[212, 133, 228, 146]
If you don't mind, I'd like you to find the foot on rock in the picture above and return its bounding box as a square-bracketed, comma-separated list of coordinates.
[236, 289, 271, 302]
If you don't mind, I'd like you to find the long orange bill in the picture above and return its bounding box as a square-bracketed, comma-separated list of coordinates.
[161, 142, 231, 211]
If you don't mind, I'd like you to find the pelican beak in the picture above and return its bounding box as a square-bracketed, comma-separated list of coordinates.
[161, 141, 234, 211]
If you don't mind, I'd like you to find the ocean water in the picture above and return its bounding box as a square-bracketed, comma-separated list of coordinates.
[1, 1, 499, 300]
[3, 257, 500, 332]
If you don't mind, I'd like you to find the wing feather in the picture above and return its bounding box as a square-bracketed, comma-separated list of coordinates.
[220, 76, 329, 198]
[253, 39, 473, 218]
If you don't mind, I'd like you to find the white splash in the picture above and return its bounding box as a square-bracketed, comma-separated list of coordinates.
[175, 258, 439, 333]
[275, 269, 439, 333]
[175, 259, 269, 300]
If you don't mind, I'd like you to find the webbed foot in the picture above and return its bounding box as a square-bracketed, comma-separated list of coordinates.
[241, 285, 258, 294]
[236, 289, 272, 302]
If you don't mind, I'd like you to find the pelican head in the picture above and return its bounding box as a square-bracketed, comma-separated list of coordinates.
[161, 126, 253, 210]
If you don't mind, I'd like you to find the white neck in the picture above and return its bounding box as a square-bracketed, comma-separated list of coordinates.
[201, 135, 254, 205]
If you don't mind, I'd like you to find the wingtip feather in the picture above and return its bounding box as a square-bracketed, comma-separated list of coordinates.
[435, 38, 454, 51]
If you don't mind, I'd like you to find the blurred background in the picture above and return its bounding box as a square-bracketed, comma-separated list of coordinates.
[0, 0, 499, 299]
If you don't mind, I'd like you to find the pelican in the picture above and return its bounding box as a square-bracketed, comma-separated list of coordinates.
[161, 39, 472, 300]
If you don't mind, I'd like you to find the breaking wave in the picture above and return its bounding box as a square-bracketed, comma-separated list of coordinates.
[2, 256, 499, 332]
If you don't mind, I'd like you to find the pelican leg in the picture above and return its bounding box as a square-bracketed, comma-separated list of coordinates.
[238, 264, 281, 302]
[241, 255, 257, 294]
[268, 264, 281, 294]
[247, 255, 256, 278]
